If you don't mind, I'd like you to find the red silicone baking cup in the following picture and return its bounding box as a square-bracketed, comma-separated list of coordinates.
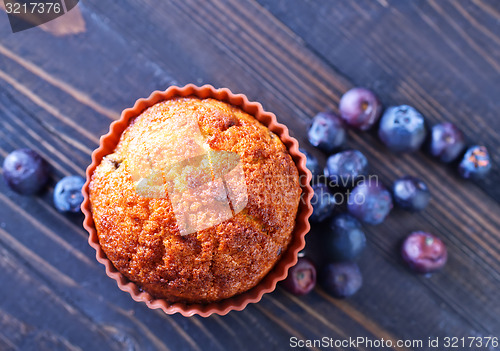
[81, 84, 313, 317]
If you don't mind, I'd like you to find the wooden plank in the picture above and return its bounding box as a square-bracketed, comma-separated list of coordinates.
[0, 0, 498, 349]
[82, 0, 500, 337]
[0, 242, 133, 351]
[257, 0, 500, 201]
[0, 92, 88, 177]
[0, 223, 192, 351]
[0, 9, 309, 349]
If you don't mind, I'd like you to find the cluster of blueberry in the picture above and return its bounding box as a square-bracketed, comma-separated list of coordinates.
[282, 87, 491, 298]
[2, 148, 85, 213]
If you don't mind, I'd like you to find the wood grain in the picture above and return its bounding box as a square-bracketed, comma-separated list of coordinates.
[0, 0, 499, 350]
[257, 0, 500, 200]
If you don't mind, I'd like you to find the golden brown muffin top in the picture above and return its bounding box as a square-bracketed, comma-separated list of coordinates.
[89, 97, 301, 303]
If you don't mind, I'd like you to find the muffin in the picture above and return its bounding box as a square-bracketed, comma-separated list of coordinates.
[89, 96, 302, 304]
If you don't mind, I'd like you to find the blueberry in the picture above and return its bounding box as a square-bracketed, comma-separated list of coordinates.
[54, 176, 85, 213]
[326, 214, 366, 261]
[281, 257, 316, 295]
[458, 145, 492, 180]
[429, 122, 465, 163]
[325, 150, 368, 188]
[401, 231, 447, 274]
[348, 179, 393, 225]
[299, 148, 322, 179]
[320, 262, 362, 298]
[378, 105, 426, 152]
[339, 87, 382, 130]
[2, 148, 49, 195]
[392, 176, 430, 212]
[310, 183, 336, 223]
[308, 112, 346, 153]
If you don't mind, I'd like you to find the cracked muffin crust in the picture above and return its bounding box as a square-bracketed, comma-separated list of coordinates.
[89, 97, 302, 303]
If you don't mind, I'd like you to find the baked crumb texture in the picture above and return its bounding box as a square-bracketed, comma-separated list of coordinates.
[90, 98, 301, 303]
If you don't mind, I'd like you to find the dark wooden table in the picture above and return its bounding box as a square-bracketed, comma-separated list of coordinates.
[0, 1, 499, 350]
